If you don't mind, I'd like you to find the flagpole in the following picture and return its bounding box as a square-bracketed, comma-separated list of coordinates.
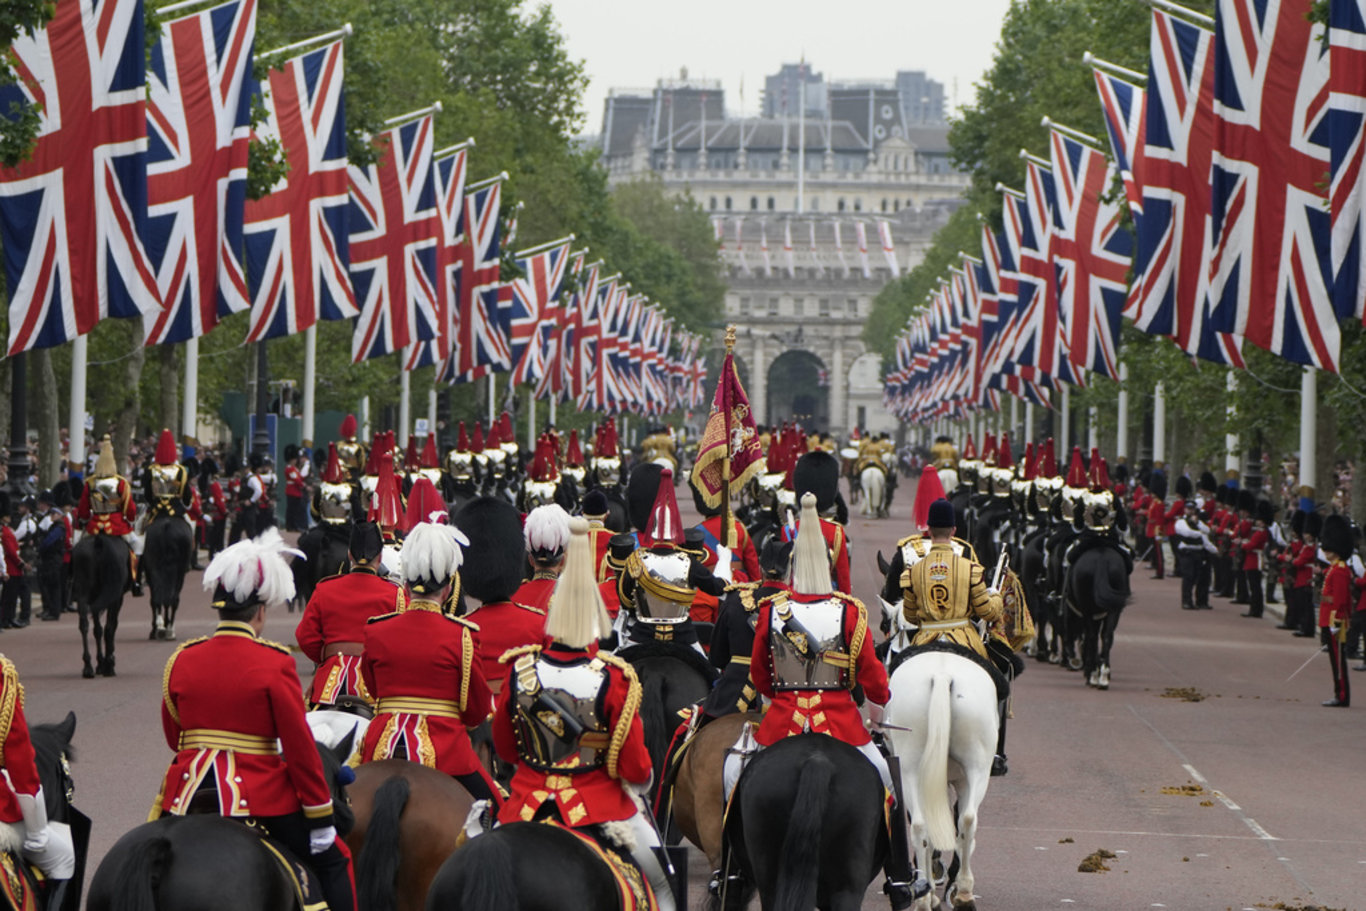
[428, 386, 437, 440]
[722, 325, 736, 549]
[1224, 370, 1239, 483]
[1024, 400, 1034, 447]
[398, 366, 411, 450]
[1152, 381, 1167, 469]
[1116, 361, 1129, 464]
[1298, 367, 1316, 504]
[487, 373, 496, 426]
[1059, 384, 1070, 456]
[301, 325, 316, 449]
[549, 395, 557, 427]
[257, 23, 353, 63]
[528, 389, 536, 450]
[182, 336, 199, 450]
[68, 335, 88, 477]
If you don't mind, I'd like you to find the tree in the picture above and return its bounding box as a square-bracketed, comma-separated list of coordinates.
[0, 0, 54, 168]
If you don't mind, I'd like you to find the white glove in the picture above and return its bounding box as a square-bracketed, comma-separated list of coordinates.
[309, 825, 337, 855]
[713, 545, 733, 583]
[986, 587, 1000, 598]
[866, 703, 885, 728]
[17, 790, 48, 849]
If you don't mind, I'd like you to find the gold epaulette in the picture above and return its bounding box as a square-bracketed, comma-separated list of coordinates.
[446, 613, 480, 631]
[256, 637, 292, 655]
[512, 601, 546, 617]
[0, 657, 20, 766]
[498, 643, 542, 665]
[162, 636, 211, 726]
[894, 534, 926, 551]
[722, 581, 757, 593]
[595, 651, 639, 683]
[757, 589, 790, 611]
[366, 611, 402, 624]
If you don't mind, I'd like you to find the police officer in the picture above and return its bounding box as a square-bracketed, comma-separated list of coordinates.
[1173, 500, 1216, 611]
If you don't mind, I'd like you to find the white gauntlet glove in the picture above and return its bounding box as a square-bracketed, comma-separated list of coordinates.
[18, 790, 74, 879]
[309, 825, 337, 855]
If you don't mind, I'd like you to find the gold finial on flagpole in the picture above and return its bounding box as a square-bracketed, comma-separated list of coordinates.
[725, 324, 736, 353]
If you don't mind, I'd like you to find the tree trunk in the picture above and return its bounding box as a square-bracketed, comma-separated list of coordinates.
[158, 343, 179, 438]
[32, 348, 61, 488]
[111, 323, 146, 476]
[1316, 393, 1338, 509]
[0, 357, 11, 460]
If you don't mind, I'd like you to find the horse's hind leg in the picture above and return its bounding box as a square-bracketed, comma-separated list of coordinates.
[948, 770, 989, 909]
[99, 605, 120, 676]
[78, 605, 94, 679]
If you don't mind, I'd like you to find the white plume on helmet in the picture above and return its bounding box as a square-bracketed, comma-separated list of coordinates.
[544, 517, 612, 649]
[401, 521, 471, 590]
[202, 528, 303, 610]
[791, 493, 833, 596]
[524, 504, 571, 561]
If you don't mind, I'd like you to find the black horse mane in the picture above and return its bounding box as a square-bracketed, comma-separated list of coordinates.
[29, 712, 76, 821]
[616, 640, 717, 684]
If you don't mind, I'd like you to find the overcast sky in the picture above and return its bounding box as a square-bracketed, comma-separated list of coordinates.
[544, 0, 1014, 133]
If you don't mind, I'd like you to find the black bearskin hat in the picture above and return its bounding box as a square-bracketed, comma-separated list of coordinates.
[1305, 511, 1324, 539]
[582, 488, 608, 519]
[626, 462, 665, 533]
[224, 452, 242, 475]
[0, 492, 11, 518]
[283, 444, 300, 462]
[349, 521, 383, 566]
[52, 482, 71, 509]
[1198, 470, 1217, 492]
[1236, 489, 1255, 514]
[453, 497, 526, 603]
[1175, 475, 1193, 499]
[248, 451, 265, 470]
[1148, 470, 1167, 501]
[1112, 462, 1129, 484]
[793, 450, 840, 513]
[1290, 509, 1306, 535]
[1256, 499, 1274, 525]
[1321, 514, 1353, 559]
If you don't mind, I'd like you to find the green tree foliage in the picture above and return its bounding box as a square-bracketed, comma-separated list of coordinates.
[0, 0, 55, 168]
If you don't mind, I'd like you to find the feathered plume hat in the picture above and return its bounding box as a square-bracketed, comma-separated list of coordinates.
[204, 528, 302, 612]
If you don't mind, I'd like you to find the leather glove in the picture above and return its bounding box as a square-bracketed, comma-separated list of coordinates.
[308, 826, 337, 855]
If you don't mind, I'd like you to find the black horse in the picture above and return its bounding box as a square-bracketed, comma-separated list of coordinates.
[424, 822, 625, 911]
[6, 713, 87, 911]
[71, 534, 129, 678]
[142, 513, 193, 640]
[719, 734, 888, 911]
[86, 736, 356, 911]
[1065, 542, 1132, 690]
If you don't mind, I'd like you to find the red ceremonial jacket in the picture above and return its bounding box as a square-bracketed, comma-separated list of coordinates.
[0, 658, 41, 824]
[206, 481, 228, 522]
[1241, 528, 1269, 571]
[76, 478, 136, 536]
[1321, 561, 1353, 627]
[1160, 498, 1186, 538]
[587, 523, 614, 583]
[749, 591, 887, 748]
[1293, 539, 1318, 588]
[493, 642, 650, 827]
[512, 576, 557, 613]
[360, 602, 491, 776]
[1, 526, 22, 579]
[157, 622, 334, 823]
[780, 519, 851, 594]
[286, 465, 305, 499]
[466, 599, 548, 687]
[296, 568, 405, 706]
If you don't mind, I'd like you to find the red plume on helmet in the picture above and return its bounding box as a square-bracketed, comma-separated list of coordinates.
[362, 434, 381, 476]
[340, 414, 358, 439]
[596, 419, 617, 458]
[498, 411, 514, 445]
[981, 432, 997, 466]
[471, 421, 485, 452]
[485, 420, 502, 450]
[996, 433, 1014, 471]
[962, 434, 978, 460]
[641, 468, 683, 546]
[404, 476, 445, 530]
[456, 421, 471, 452]
[404, 435, 419, 472]
[530, 436, 559, 483]
[766, 431, 786, 474]
[421, 434, 439, 470]
[1021, 442, 1036, 481]
[1037, 438, 1057, 478]
[913, 466, 947, 532]
[322, 443, 346, 484]
[1089, 450, 1111, 492]
[370, 450, 407, 537]
[1066, 446, 1087, 488]
[566, 430, 584, 467]
[155, 429, 177, 466]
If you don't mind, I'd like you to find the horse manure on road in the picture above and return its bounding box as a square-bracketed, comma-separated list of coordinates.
[1160, 686, 1208, 702]
[1077, 848, 1117, 873]
[1257, 903, 1347, 911]
[1160, 783, 1205, 796]
[1058, 837, 1074, 844]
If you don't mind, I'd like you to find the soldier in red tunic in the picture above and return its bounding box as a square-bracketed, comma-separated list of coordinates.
[515, 504, 571, 612]
[582, 489, 616, 583]
[74, 437, 140, 594]
[455, 497, 548, 690]
[153, 529, 354, 911]
[492, 515, 675, 911]
[296, 522, 404, 710]
[1318, 515, 1353, 707]
[360, 521, 499, 804]
[779, 451, 852, 594]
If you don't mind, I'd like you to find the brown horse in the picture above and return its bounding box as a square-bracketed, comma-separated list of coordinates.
[345, 760, 477, 911]
[668, 713, 759, 877]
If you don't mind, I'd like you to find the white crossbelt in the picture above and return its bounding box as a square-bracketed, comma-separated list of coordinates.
[917, 618, 971, 631]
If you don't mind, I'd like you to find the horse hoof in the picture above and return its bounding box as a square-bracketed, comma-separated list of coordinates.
[82, 665, 95, 680]
[1067, 657, 1084, 672]
[148, 629, 158, 641]
[165, 626, 177, 641]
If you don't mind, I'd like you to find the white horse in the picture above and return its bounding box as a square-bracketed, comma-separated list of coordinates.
[861, 460, 889, 518]
[884, 651, 998, 911]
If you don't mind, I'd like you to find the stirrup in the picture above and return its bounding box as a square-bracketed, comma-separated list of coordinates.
[883, 876, 931, 909]
[707, 869, 744, 898]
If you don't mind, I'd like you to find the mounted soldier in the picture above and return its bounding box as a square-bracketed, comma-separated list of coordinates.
[780, 450, 852, 594]
[74, 436, 140, 596]
[442, 422, 482, 511]
[515, 503, 572, 612]
[335, 413, 368, 483]
[142, 429, 194, 523]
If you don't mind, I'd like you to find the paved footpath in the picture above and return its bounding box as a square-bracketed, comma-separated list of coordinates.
[9, 482, 1363, 910]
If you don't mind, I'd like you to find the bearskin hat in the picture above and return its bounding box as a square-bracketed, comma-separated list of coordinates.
[1148, 470, 1167, 501]
[1112, 462, 1129, 483]
[1174, 475, 1193, 499]
[1256, 500, 1274, 525]
[793, 450, 840, 512]
[1321, 514, 1353, 559]
[1197, 470, 1217, 493]
[248, 451, 265, 471]
[52, 483, 71, 509]
[452, 497, 526, 603]
[688, 474, 721, 518]
[1290, 509, 1306, 535]
[626, 462, 665, 533]
[582, 488, 609, 520]
[284, 443, 301, 463]
[0, 492, 11, 518]
[1305, 511, 1324, 539]
[349, 522, 383, 566]
[1236, 489, 1255, 514]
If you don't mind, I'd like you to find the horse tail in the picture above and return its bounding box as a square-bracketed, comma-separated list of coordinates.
[918, 672, 957, 852]
[1088, 549, 1130, 615]
[103, 832, 174, 911]
[454, 831, 520, 911]
[773, 753, 835, 911]
[639, 671, 670, 787]
[355, 775, 410, 911]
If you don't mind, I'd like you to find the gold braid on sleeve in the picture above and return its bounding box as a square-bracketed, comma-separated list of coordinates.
[0, 658, 18, 767]
[459, 628, 473, 713]
[848, 603, 868, 678]
[600, 656, 641, 780]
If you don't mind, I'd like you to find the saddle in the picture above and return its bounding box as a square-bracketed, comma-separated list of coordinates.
[0, 850, 40, 911]
[888, 640, 1011, 704]
[528, 817, 656, 911]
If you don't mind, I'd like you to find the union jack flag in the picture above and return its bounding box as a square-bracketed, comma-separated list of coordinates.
[0, 0, 161, 355]
[1049, 128, 1130, 380]
[1092, 65, 1147, 218]
[506, 238, 571, 386]
[348, 113, 440, 363]
[244, 39, 356, 341]
[1330, 0, 1366, 324]
[411, 142, 469, 375]
[452, 174, 510, 379]
[574, 271, 614, 411]
[1133, 8, 1243, 366]
[534, 248, 585, 401]
[1209, 0, 1338, 370]
[144, 0, 255, 345]
[1012, 160, 1079, 385]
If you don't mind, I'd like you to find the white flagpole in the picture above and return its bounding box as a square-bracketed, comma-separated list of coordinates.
[398, 368, 411, 449]
[1153, 381, 1167, 469]
[302, 326, 316, 448]
[549, 394, 558, 427]
[428, 386, 437, 439]
[69, 335, 88, 476]
[1116, 361, 1129, 464]
[487, 373, 496, 426]
[528, 391, 536, 450]
[1087, 406, 1098, 451]
[1024, 400, 1034, 446]
[182, 336, 199, 448]
[1224, 369, 1239, 481]
[1298, 367, 1316, 500]
[1010, 395, 1019, 443]
[1059, 384, 1071, 456]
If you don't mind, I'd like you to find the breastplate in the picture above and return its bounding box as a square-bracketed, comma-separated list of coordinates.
[627, 548, 694, 624]
[1081, 490, 1115, 531]
[445, 451, 474, 482]
[90, 477, 122, 514]
[562, 465, 585, 487]
[522, 479, 558, 511]
[150, 464, 183, 498]
[512, 655, 610, 772]
[483, 450, 507, 480]
[769, 598, 849, 691]
[591, 457, 620, 488]
[316, 481, 353, 524]
[336, 440, 365, 474]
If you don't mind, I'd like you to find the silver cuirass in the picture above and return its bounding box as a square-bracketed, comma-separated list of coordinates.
[769, 598, 849, 691]
[512, 656, 610, 772]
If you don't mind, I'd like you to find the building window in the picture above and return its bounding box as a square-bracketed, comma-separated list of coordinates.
[811, 196, 820, 211]
[725, 196, 732, 210]
[750, 196, 759, 211]
[739, 297, 750, 314]
[847, 297, 859, 316]
[819, 298, 830, 317]
[894, 199, 900, 212]
[768, 298, 779, 316]
[710, 196, 717, 210]
[793, 297, 805, 316]
[853, 199, 862, 212]
[767, 196, 775, 211]
[837, 198, 846, 212]
[881, 199, 888, 213]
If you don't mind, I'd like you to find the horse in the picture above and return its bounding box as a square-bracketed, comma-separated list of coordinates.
[668, 713, 756, 888]
[4, 713, 87, 911]
[720, 734, 888, 911]
[71, 534, 129, 678]
[1018, 528, 1062, 663]
[860, 462, 889, 519]
[86, 736, 356, 911]
[1064, 542, 1132, 689]
[424, 821, 628, 911]
[619, 642, 717, 816]
[142, 512, 193, 640]
[346, 760, 476, 911]
[884, 651, 998, 911]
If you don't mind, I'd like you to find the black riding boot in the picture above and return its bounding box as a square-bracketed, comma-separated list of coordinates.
[881, 740, 930, 910]
[992, 702, 1009, 777]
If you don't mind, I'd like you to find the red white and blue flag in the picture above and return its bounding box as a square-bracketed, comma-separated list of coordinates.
[348, 113, 440, 362]
[1330, 0, 1366, 324]
[1208, 0, 1338, 370]
[452, 174, 510, 380]
[534, 248, 586, 401]
[1012, 159, 1078, 385]
[0, 0, 162, 354]
[244, 39, 356, 341]
[411, 142, 469, 376]
[144, 0, 255, 345]
[1092, 64, 1147, 219]
[506, 238, 571, 386]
